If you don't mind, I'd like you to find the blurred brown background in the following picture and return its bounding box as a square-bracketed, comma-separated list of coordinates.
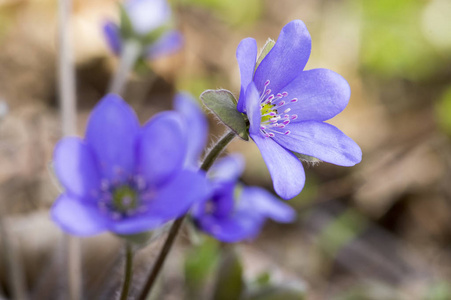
[0, 0, 450, 299]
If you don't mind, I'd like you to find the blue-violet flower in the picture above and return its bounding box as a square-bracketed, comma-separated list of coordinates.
[192, 154, 296, 243]
[174, 92, 208, 169]
[51, 94, 210, 236]
[236, 20, 362, 200]
[103, 0, 183, 59]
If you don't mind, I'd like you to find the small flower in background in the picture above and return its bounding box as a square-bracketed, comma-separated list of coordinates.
[51, 94, 210, 236]
[236, 20, 362, 200]
[103, 0, 183, 59]
[192, 154, 296, 243]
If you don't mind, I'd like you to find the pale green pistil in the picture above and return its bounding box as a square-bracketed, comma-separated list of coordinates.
[113, 186, 138, 212]
[261, 103, 276, 123]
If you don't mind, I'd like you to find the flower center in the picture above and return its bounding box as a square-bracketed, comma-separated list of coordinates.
[260, 103, 276, 123]
[96, 174, 149, 220]
[112, 186, 138, 212]
[258, 80, 298, 138]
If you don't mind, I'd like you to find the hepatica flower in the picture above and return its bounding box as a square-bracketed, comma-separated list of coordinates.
[192, 154, 295, 243]
[236, 20, 362, 200]
[174, 92, 208, 169]
[103, 0, 183, 59]
[51, 94, 209, 236]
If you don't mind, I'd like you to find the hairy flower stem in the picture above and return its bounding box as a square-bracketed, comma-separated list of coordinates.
[200, 130, 237, 171]
[119, 243, 134, 300]
[58, 0, 80, 299]
[108, 40, 142, 95]
[137, 130, 236, 300]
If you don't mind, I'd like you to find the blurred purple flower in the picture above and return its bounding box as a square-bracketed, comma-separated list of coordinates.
[192, 154, 296, 243]
[51, 94, 210, 236]
[236, 20, 362, 200]
[103, 0, 183, 59]
[174, 92, 208, 169]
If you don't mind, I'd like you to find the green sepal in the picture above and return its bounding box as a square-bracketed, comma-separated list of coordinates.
[200, 89, 249, 141]
[255, 38, 275, 72]
[119, 3, 172, 49]
[139, 23, 171, 46]
[119, 4, 135, 40]
[212, 247, 244, 300]
[116, 231, 153, 247]
[293, 152, 321, 164]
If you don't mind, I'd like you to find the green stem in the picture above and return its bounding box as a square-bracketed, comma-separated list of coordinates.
[199, 130, 236, 171]
[119, 243, 134, 300]
[137, 130, 236, 300]
[108, 39, 142, 95]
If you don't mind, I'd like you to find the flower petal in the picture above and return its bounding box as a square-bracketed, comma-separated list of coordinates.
[103, 20, 122, 55]
[139, 111, 187, 187]
[273, 121, 362, 166]
[251, 134, 305, 200]
[54, 138, 101, 198]
[86, 94, 140, 182]
[174, 92, 208, 168]
[254, 20, 311, 96]
[244, 82, 262, 135]
[125, 0, 171, 35]
[51, 194, 107, 236]
[281, 69, 351, 122]
[240, 187, 296, 223]
[236, 38, 257, 112]
[208, 154, 244, 183]
[146, 30, 183, 59]
[144, 169, 211, 220]
[197, 213, 263, 243]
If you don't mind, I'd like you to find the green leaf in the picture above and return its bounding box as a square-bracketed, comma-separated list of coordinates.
[255, 38, 275, 72]
[212, 247, 244, 300]
[201, 89, 249, 140]
[244, 284, 306, 300]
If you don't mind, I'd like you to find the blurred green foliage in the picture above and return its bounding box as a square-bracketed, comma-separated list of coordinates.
[435, 86, 451, 136]
[212, 247, 244, 300]
[318, 209, 367, 257]
[178, 74, 223, 100]
[426, 281, 451, 300]
[184, 237, 220, 297]
[178, 0, 262, 26]
[358, 0, 444, 80]
[244, 285, 305, 300]
[288, 174, 319, 210]
[335, 282, 398, 300]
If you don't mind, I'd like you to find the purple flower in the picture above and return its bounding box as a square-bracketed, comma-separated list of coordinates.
[192, 154, 296, 243]
[125, 0, 171, 35]
[174, 92, 208, 169]
[103, 0, 183, 59]
[236, 20, 362, 200]
[51, 94, 210, 236]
